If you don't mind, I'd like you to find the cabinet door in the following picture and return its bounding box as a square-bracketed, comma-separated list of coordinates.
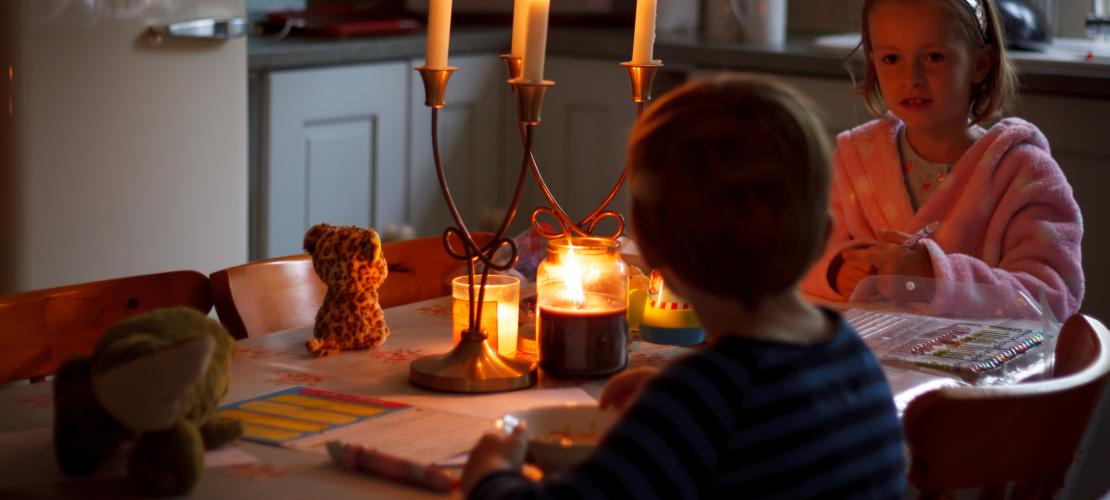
[263, 62, 408, 258]
[507, 57, 639, 236]
[409, 54, 508, 238]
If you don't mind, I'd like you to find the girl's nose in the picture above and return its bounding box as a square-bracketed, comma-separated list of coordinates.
[910, 61, 926, 87]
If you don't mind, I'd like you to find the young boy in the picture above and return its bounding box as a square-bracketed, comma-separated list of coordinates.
[461, 77, 907, 498]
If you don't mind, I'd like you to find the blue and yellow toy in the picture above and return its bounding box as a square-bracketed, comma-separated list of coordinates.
[638, 270, 705, 345]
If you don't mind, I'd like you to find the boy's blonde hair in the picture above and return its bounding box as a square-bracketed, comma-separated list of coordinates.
[628, 76, 831, 308]
[856, 0, 1017, 124]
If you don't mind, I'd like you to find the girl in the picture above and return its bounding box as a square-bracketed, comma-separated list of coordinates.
[801, 0, 1084, 319]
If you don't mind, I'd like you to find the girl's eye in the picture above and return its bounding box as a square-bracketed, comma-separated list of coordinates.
[879, 54, 899, 64]
[925, 52, 945, 63]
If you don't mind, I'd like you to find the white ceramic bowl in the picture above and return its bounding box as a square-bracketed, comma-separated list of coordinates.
[501, 404, 620, 472]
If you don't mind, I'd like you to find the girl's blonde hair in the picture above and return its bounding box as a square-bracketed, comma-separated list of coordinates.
[855, 0, 1018, 124]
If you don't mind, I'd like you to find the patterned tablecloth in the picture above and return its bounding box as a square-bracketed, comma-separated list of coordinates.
[0, 295, 964, 498]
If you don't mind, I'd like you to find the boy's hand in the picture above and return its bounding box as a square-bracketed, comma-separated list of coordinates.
[461, 426, 528, 494]
[599, 367, 657, 410]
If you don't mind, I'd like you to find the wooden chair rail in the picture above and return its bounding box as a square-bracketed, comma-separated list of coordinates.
[0, 270, 212, 383]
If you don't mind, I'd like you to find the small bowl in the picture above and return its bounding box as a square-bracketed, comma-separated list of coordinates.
[501, 404, 619, 472]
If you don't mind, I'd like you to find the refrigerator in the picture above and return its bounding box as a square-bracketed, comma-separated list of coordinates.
[0, 0, 248, 294]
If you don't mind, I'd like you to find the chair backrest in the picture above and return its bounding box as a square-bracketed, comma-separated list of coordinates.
[209, 254, 325, 340]
[0, 270, 212, 383]
[210, 233, 494, 339]
[378, 233, 494, 310]
[903, 314, 1110, 498]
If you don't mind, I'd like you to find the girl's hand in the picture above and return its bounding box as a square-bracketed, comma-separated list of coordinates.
[461, 426, 528, 494]
[835, 250, 877, 297]
[599, 366, 657, 410]
[841, 241, 934, 285]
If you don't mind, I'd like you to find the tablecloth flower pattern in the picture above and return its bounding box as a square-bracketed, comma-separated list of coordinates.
[267, 369, 332, 387]
[368, 347, 424, 364]
[222, 463, 286, 481]
[16, 394, 52, 411]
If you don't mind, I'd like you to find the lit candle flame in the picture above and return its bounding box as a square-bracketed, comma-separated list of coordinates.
[561, 239, 586, 309]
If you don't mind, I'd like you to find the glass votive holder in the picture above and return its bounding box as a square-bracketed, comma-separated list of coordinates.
[451, 274, 520, 357]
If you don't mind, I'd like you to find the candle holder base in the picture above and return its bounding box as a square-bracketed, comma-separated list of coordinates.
[409, 335, 537, 393]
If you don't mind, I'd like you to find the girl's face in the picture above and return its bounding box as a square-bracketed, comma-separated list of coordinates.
[868, 1, 989, 136]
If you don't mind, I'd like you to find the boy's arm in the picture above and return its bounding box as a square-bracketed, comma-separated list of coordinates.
[468, 361, 736, 500]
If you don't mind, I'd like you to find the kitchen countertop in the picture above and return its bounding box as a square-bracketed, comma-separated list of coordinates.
[248, 27, 1110, 99]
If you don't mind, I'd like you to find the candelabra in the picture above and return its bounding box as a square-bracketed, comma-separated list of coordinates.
[407, 55, 663, 393]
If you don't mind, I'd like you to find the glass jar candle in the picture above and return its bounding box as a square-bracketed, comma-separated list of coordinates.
[535, 237, 628, 377]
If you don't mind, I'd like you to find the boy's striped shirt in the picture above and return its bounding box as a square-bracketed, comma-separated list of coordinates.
[471, 310, 906, 499]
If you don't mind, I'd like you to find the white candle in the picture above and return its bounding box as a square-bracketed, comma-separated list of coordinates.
[510, 0, 529, 59]
[631, 0, 657, 64]
[425, 0, 453, 69]
[522, 0, 550, 82]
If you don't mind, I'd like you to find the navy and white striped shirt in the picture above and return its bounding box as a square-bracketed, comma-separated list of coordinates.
[471, 311, 906, 499]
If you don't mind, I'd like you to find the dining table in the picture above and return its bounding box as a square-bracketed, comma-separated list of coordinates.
[0, 295, 1014, 498]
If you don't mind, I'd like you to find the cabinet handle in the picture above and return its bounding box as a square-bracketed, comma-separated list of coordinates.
[147, 17, 247, 46]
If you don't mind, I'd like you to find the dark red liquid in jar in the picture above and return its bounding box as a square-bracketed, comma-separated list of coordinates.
[537, 307, 628, 377]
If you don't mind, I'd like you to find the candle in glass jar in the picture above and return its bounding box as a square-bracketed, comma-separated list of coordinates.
[424, 0, 453, 69]
[538, 302, 628, 377]
[535, 237, 629, 377]
[522, 0, 550, 82]
[630, 0, 657, 64]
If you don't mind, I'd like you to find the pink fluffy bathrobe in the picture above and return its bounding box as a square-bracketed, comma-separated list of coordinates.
[801, 114, 1084, 319]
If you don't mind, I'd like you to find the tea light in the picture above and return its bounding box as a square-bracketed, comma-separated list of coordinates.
[452, 275, 520, 357]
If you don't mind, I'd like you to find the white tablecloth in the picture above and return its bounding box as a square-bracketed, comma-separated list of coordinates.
[0, 296, 964, 498]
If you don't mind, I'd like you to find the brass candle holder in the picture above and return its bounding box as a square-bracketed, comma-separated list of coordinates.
[415, 66, 458, 109]
[408, 57, 663, 393]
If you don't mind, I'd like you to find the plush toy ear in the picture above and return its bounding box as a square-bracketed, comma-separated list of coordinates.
[365, 228, 382, 262]
[92, 335, 215, 432]
[303, 223, 332, 254]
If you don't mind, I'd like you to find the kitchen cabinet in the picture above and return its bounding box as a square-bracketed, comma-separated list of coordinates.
[509, 56, 640, 236]
[408, 54, 512, 238]
[260, 61, 409, 259]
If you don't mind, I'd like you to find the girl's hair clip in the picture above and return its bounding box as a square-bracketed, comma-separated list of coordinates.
[965, 0, 989, 41]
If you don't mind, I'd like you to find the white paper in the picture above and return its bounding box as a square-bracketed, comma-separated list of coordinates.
[285, 406, 495, 464]
[384, 388, 597, 419]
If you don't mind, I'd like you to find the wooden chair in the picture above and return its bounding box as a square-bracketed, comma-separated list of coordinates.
[903, 314, 1110, 498]
[210, 233, 494, 339]
[0, 270, 212, 383]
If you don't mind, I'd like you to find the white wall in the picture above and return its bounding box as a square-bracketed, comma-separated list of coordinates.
[0, 0, 249, 294]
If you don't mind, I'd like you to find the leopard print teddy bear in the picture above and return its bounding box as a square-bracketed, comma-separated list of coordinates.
[303, 224, 390, 356]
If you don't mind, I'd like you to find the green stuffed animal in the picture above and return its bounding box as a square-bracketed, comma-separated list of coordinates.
[53, 306, 243, 496]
